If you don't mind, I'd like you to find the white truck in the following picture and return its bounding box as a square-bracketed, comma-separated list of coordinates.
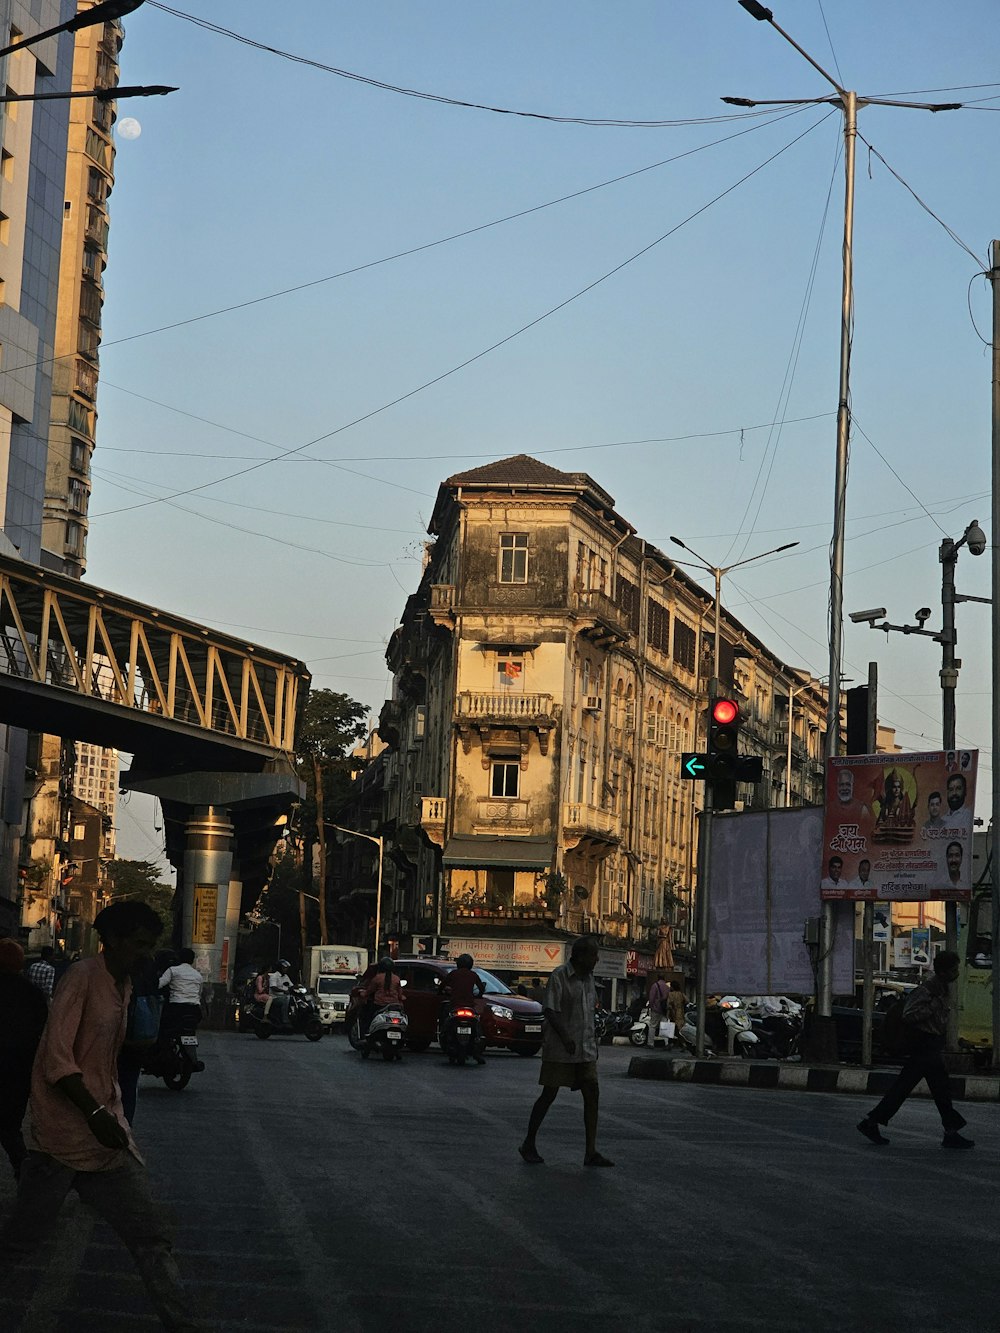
[306, 946, 368, 1029]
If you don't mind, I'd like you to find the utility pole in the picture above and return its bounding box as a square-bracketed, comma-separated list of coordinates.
[990, 240, 1000, 1070]
[727, 1, 962, 1037]
[311, 757, 329, 945]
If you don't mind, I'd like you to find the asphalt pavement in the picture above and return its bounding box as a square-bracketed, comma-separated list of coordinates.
[1, 1031, 997, 1333]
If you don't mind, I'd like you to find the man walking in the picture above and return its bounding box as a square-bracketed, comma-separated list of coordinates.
[857, 950, 974, 1149]
[25, 945, 56, 1000]
[0, 900, 199, 1330]
[0, 939, 49, 1177]
[519, 937, 613, 1168]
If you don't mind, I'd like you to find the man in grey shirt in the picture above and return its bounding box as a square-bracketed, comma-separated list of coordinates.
[519, 937, 613, 1168]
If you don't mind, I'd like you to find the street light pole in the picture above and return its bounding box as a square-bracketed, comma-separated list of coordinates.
[670, 534, 799, 1055]
[728, 0, 962, 1021]
[325, 822, 385, 957]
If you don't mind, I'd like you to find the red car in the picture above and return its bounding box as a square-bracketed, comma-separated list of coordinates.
[346, 957, 545, 1055]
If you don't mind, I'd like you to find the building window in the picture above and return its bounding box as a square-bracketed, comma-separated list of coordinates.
[647, 598, 670, 654]
[496, 655, 523, 688]
[673, 620, 697, 673]
[498, 533, 528, 584]
[614, 575, 640, 632]
[491, 762, 520, 798]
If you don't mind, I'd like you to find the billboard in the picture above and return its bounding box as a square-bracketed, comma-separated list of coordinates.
[822, 751, 977, 901]
[708, 807, 854, 994]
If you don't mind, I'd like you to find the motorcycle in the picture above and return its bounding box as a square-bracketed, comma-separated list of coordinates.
[743, 997, 803, 1060]
[705, 996, 760, 1057]
[356, 1003, 408, 1061]
[246, 986, 324, 1041]
[141, 1008, 204, 1091]
[594, 1008, 612, 1044]
[440, 1004, 486, 1065]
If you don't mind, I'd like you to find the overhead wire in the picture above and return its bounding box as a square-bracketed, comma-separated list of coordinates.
[722, 127, 840, 565]
[146, 2, 800, 129]
[90, 110, 835, 521]
[0, 103, 814, 386]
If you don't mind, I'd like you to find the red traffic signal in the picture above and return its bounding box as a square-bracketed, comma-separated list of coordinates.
[711, 698, 739, 727]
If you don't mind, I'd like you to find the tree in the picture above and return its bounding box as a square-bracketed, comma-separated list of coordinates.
[295, 689, 369, 945]
[106, 858, 175, 925]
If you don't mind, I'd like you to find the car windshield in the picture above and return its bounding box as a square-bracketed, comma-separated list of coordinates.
[317, 976, 355, 995]
[472, 967, 510, 994]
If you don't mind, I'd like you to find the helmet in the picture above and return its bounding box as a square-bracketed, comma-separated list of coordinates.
[456, 953, 474, 969]
[277, 960, 291, 970]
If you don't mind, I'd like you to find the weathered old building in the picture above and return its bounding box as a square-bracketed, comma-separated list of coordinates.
[373, 456, 828, 980]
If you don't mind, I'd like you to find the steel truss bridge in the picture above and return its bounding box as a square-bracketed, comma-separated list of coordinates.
[0, 551, 309, 772]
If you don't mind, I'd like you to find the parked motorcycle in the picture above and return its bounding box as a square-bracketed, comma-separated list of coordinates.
[743, 996, 803, 1060]
[594, 1008, 612, 1044]
[440, 1004, 486, 1065]
[706, 996, 760, 1057]
[246, 986, 324, 1041]
[629, 1006, 652, 1047]
[141, 1009, 204, 1091]
[353, 1003, 408, 1061]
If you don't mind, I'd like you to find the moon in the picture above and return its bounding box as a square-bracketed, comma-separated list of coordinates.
[117, 117, 142, 141]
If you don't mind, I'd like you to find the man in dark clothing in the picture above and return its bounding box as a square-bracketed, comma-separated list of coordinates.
[441, 954, 487, 1064]
[0, 939, 49, 1177]
[857, 950, 973, 1149]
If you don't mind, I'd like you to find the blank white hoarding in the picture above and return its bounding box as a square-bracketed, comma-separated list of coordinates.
[707, 807, 854, 995]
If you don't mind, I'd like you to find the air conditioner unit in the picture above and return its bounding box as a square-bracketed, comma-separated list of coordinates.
[583, 696, 602, 712]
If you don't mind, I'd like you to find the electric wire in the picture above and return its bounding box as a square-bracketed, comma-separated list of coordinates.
[857, 132, 984, 269]
[815, 0, 845, 88]
[722, 129, 840, 566]
[146, 2, 802, 129]
[850, 416, 948, 538]
[0, 106, 815, 386]
[90, 111, 835, 521]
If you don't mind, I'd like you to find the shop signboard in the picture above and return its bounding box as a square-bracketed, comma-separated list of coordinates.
[626, 950, 654, 978]
[447, 937, 565, 973]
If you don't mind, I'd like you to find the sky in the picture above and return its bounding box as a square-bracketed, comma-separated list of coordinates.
[89, 1, 1000, 862]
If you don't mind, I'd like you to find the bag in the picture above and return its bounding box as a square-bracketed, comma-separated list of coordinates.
[879, 997, 913, 1057]
[124, 993, 163, 1049]
[658, 1020, 676, 1039]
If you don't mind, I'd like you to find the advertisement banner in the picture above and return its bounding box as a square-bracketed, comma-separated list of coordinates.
[192, 884, 219, 945]
[873, 903, 891, 944]
[911, 927, 931, 967]
[822, 751, 977, 901]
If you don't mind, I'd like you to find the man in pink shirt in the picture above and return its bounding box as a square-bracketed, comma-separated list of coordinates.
[0, 900, 198, 1331]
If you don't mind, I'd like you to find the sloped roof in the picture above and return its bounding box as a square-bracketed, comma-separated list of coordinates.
[445, 454, 583, 488]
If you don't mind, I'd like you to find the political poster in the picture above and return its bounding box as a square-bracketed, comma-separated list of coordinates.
[822, 751, 977, 901]
[873, 903, 891, 943]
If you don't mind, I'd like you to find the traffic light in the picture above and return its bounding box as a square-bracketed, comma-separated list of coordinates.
[708, 698, 741, 775]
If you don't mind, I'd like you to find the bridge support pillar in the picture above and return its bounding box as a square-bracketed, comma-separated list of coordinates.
[182, 806, 237, 993]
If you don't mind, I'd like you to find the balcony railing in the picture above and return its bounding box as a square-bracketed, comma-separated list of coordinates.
[456, 691, 553, 722]
[563, 803, 621, 840]
[421, 796, 446, 826]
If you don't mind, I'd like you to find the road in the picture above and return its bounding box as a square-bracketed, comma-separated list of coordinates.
[1, 1031, 996, 1333]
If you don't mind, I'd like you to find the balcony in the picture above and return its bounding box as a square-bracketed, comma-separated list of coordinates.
[456, 691, 556, 757]
[428, 584, 456, 628]
[572, 589, 631, 647]
[420, 795, 446, 848]
[563, 803, 621, 854]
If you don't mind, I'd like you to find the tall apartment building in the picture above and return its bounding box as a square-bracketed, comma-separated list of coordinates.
[42, 0, 121, 575]
[370, 455, 829, 979]
[0, 1, 78, 936]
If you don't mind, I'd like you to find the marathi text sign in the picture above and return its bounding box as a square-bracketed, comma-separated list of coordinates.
[822, 751, 977, 901]
[447, 937, 565, 972]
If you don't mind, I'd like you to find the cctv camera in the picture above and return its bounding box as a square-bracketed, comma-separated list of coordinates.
[848, 608, 887, 624]
[915, 608, 932, 625]
[965, 520, 987, 557]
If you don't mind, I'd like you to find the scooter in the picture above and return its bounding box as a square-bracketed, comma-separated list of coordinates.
[705, 996, 760, 1058]
[439, 1004, 486, 1065]
[360, 1003, 408, 1061]
[247, 986, 324, 1041]
[744, 997, 803, 1060]
[141, 1009, 204, 1091]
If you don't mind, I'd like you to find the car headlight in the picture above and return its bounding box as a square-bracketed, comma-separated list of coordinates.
[489, 1004, 514, 1021]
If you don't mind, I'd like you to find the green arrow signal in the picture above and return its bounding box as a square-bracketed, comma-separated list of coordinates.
[684, 755, 704, 777]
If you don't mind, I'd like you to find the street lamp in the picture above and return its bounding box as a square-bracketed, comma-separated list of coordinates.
[727, 0, 963, 1024]
[325, 822, 385, 955]
[669, 533, 799, 1055]
[0, 0, 144, 60]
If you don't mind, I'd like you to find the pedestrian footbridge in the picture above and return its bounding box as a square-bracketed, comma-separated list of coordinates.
[0, 551, 310, 771]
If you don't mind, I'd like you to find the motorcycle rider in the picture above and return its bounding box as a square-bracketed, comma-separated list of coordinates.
[158, 949, 204, 1032]
[441, 953, 487, 1064]
[266, 960, 294, 1025]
